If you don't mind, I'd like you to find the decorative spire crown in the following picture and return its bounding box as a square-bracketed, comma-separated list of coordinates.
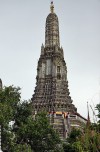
[45, 2, 60, 47]
[50, 1, 54, 13]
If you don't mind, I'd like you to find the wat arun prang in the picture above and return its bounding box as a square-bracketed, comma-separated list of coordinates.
[32, 2, 87, 139]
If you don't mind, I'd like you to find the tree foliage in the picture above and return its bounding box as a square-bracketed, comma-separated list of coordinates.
[63, 128, 83, 152]
[96, 104, 100, 120]
[11, 109, 61, 152]
[1, 85, 100, 152]
[0, 86, 21, 126]
[0, 86, 62, 152]
[63, 127, 100, 152]
[96, 104, 100, 133]
[63, 124, 100, 152]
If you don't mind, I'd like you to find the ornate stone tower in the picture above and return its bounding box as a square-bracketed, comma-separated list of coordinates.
[32, 2, 77, 114]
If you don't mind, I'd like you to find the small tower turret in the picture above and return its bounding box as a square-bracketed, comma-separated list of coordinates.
[0, 79, 2, 89]
[41, 43, 44, 55]
[86, 102, 91, 127]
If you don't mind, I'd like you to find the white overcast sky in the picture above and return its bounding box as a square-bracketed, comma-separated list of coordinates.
[0, 0, 100, 121]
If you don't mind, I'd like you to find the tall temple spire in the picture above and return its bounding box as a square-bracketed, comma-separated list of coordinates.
[31, 2, 88, 139]
[32, 2, 77, 113]
[45, 2, 60, 47]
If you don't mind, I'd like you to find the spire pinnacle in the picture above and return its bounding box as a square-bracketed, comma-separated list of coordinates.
[50, 1, 54, 13]
[0, 79, 2, 89]
[87, 102, 91, 127]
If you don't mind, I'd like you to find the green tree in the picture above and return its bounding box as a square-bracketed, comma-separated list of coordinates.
[63, 104, 100, 152]
[67, 128, 82, 143]
[96, 104, 100, 120]
[9, 143, 32, 152]
[96, 103, 100, 132]
[0, 86, 21, 126]
[0, 86, 21, 151]
[0, 85, 62, 152]
[12, 109, 62, 152]
[63, 127, 100, 152]
[63, 128, 83, 152]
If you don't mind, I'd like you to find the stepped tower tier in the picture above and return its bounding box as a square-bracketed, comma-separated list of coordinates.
[32, 2, 77, 113]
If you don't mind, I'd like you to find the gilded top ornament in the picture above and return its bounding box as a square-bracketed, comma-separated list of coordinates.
[50, 1, 54, 13]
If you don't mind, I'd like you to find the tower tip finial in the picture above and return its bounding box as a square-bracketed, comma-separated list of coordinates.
[50, 1, 54, 13]
[0, 78, 2, 89]
[87, 101, 91, 127]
